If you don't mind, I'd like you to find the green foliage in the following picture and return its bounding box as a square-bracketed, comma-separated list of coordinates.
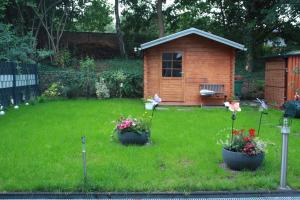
[95, 77, 110, 99]
[121, 0, 158, 54]
[53, 49, 72, 68]
[39, 59, 143, 99]
[79, 57, 97, 97]
[0, 23, 35, 63]
[101, 65, 143, 98]
[73, 0, 113, 32]
[0, 23, 52, 64]
[42, 82, 63, 98]
[0, 0, 9, 19]
[39, 70, 86, 98]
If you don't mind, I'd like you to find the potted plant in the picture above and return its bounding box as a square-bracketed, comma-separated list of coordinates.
[221, 101, 266, 170]
[114, 115, 151, 145]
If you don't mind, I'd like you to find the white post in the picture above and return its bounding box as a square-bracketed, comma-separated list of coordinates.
[279, 117, 290, 190]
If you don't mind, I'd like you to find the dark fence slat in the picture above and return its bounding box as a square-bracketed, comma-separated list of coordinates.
[0, 62, 39, 108]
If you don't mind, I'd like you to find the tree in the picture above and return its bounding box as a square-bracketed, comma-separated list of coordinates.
[115, 0, 126, 57]
[71, 0, 113, 32]
[156, 0, 165, 37]
[29, 0, 71, 59]
[0, 23, 51, 63]
[120, 0, 157, 54]
[166, 0, 300, 72]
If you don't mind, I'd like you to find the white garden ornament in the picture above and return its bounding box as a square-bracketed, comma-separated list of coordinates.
[0, 105, 5, 116]
[145, 94, 162, 110]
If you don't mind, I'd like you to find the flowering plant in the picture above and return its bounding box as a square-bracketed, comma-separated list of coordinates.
[221, 101, 266, 156]
[222, 128, 266, 156]
[114, 115, 151, 134]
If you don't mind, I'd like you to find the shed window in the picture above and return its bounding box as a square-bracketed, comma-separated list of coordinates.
[162, 53, 182, 77]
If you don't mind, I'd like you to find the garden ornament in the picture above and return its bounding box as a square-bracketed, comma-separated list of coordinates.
[256, 98, 268, 136]
[151, 94, 162, 119]
[0, 105, 5, 116]
[14, 105, 19, 109]
[25, 102, 29, 106]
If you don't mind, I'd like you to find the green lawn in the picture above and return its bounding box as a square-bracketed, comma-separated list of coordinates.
[0, 99, 300, 192]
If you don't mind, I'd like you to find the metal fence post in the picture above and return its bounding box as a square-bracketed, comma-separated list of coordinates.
[279, 117, 290, 190]
[81, 136, 87, 181]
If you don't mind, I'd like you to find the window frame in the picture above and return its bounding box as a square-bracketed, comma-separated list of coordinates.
[161, 51, 183, 78]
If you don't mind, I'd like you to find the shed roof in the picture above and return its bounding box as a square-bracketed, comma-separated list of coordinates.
[264, 50, 300, 59]
[140, 27, 246, 51]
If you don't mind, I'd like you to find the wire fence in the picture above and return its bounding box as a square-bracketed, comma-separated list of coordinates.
[0, 62, 39, 108]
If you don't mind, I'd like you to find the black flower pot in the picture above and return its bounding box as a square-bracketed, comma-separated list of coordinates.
[222, 148, 264, 171]
[118, 131, 150, 145]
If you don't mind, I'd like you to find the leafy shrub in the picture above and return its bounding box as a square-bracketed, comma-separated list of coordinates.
[54, 49, 72, 68]
[101, 67, 143, 98]
[42, 82, 63, 98]
[95, 77, 110, 99]
[39, 59, 143, 99]
[79, 57, 97, 97]
[0, 23, 52, 63]
[241, 79, 264, 100]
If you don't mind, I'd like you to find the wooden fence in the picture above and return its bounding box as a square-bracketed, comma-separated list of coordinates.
[0, 62, 39, 108]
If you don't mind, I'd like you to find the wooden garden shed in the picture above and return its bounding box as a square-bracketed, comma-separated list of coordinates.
[141, 28, 246, 106]
[265, 51, 300, 107]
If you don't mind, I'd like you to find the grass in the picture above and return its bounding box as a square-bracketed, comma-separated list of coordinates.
[0, 99, 300, 192]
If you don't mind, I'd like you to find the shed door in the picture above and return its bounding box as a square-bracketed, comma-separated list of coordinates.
[265, 59, 286, 106]
[160, 52, 184, 102]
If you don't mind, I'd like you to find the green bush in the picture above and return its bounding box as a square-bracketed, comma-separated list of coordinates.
[79, 57, 97, 97]
[39, 58, 143, 99]
[95, 77, 110, 99]
[101, 67, 143, 98]
[42, 82, 64, 98]
[53, 49, 72, 68]
[0, 23, 52, 63]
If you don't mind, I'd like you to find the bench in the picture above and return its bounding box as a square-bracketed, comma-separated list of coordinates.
[200, 84, 227, 107]
[200, 84, 225, 95]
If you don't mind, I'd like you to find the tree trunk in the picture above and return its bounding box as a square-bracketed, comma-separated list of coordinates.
[157, 0, 164, 38]
[244, 29, 255, 72]
[114, 0, 126, 58]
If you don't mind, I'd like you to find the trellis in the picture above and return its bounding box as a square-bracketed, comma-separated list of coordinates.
[0, 62, 39, 108]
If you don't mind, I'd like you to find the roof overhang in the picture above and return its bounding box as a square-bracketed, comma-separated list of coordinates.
[264, 51, 300, 59]
[140, 27, 246, 51]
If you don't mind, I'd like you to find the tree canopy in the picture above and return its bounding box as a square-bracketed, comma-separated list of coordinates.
[0, 0, 299, 70]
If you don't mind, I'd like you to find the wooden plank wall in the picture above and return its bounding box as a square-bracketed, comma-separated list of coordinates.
[144, 34, 235, 105]
[264, 58, 286, 107]
[287, 56, 300, 101]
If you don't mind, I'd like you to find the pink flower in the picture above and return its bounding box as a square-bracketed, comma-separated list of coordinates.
[225, 101, 241, 112]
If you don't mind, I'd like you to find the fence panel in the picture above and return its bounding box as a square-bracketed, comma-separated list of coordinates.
[0, 62, 39, 108]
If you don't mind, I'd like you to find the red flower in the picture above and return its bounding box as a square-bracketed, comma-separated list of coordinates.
[232, 130, 239, 135]
[244, 137, 251, 142]
[249, 128, 256, 137]
[242, 142, 256, 156]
